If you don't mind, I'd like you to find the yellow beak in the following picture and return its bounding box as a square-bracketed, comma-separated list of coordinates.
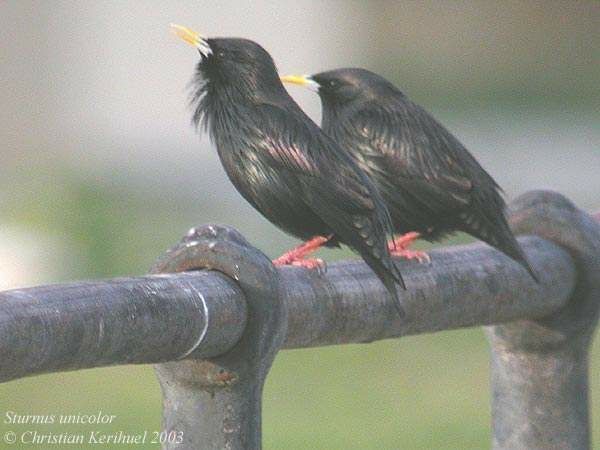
[280, 74, 320, 91]
[280, 75, 311, 86]
[170, 23, 212, 56]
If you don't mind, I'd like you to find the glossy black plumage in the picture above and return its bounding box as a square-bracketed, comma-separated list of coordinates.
[305, 68, 536, 280]
[182, 39, 406, 311]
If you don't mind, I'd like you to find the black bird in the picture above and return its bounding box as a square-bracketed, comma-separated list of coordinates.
[170, 26, 406, 312]
[281, 68, 537, 280]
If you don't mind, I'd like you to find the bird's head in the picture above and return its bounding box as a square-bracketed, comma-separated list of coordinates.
[171, 24, 282, 96]
[282, 68, 400, 114]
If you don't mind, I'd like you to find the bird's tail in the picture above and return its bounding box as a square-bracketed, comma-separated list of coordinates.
[362, 250, 406, 317]
[340, 212, 406, 316]
[493, 230, 539, 282]
[303, 158, 406, 315]
[463, 209, 538, 282]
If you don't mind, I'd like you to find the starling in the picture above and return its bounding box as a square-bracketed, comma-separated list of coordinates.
[281, 68, 537, 280]
[170, 26, 406, 313]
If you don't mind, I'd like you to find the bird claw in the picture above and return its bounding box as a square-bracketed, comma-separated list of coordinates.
[387, 231, 421, 253]
[387, 231, 429, 263]
[272, 255, 294, 266]
[391, 248, 431, 264]
[290, 258, 326, 273]
[272, 236, 330, 273]
[273, 256, 327, 273]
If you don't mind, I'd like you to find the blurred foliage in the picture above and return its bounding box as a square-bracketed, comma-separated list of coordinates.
[1, 167, 207, 280]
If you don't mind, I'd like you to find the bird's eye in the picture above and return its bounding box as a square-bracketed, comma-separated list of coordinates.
[328, 80, 338, 88]
[216, 50, 226, 58]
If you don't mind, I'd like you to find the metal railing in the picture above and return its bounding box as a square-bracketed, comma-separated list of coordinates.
[0, 190, 598, 450]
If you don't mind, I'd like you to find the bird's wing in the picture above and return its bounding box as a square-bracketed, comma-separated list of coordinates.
[252, 103, 405, 295]
[348, 101, 497, 212]
[252, 103, 378, 214]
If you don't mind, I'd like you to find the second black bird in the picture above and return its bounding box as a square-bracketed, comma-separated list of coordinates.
[282, 68, 537, 280]
[171, 26, 406, 313]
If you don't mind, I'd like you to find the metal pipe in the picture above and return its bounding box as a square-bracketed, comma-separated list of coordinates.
[0, 235, 574, 384]
[150, 225, 287, 450]
[0, 271, 247, 382]
[487, 190, 600, 450]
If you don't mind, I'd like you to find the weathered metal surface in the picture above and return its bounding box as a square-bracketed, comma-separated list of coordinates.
[486, 191, 600, 450]
[152, 225, 287, 450]
[0, 235, 575, 383]
[0, 271, 246, 382]
[281, 235, 574, 348]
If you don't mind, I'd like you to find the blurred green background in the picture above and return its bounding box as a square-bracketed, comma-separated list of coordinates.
[1, 1, 599, 449]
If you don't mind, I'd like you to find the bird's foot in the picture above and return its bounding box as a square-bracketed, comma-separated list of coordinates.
[290, 258, 326, 271]
[272, 235, 331, 270]
[391, 248, 431, 264]
[273, 255, 327, 274]
[388, 231, 421, 251]
[388, 232, 431, 263]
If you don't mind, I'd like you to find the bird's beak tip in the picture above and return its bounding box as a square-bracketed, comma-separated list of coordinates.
[280, 75, 319, 92]
[170, 23, 212, 57]
[170, 23, 198, 46]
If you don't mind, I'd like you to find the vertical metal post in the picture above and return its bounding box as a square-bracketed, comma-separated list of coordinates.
[486, 191, 600, 450]
[151, 225, 287, 450]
